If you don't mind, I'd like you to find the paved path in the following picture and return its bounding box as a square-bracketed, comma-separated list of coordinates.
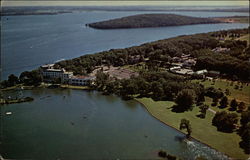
[208, 108, 216, 114]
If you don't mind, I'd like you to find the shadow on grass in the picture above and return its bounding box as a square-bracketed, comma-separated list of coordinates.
[218, 105, 228, 109]
[196, 114, 205, 119]
[228, 107, 237, 111]
[239, 141, 250, 154]
[171, 105, 192, 113]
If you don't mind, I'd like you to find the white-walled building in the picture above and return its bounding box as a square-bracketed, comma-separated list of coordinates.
[42, 68, 73, 82]
[69, 76, 95, 86]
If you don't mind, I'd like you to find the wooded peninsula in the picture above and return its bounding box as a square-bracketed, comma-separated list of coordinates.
[87, 14, 222, 29]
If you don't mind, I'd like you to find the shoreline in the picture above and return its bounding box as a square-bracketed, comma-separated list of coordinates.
[134, 98, 233, 160]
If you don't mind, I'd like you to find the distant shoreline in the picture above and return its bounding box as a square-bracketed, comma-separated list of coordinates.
[1, 6, 249, 16]
[1, 11, 72, 16]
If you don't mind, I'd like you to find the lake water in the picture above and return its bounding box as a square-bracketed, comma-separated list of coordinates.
[1, 11, 249, 79]
[1, 89, 230, 160]
[0, 10, 249, 159]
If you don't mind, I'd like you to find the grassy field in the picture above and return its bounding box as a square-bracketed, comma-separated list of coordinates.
[136, 98, 249, 159]
[237, 34, 250, 45]
[193, 79, 250, 106]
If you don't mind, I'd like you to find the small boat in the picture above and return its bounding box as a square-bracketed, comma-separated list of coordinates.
[6, 112, 12, 115]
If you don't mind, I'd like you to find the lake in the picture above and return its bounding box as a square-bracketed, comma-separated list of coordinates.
[0, 10, 249, 159]
[1, 11, 249, 79]
[1, 89, 230, 160]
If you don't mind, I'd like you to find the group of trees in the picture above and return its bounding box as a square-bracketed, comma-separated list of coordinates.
[94, 70, 205, 107]
[212, 107, 250, 153]
[212, 111, 238, 133]
[239, 110, 250, 154]
[199, 104, 209, 118]
[0, 74, 19, 88]
[211, 28, 249, 38]
[174, 89, 196, 112]
[204, 86, 246, 112]
[195, 51, 250, 80]
[0, 70, 42, 88]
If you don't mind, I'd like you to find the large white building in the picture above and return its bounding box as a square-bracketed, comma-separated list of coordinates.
[41, 64, 95, 85]
[42, 65, 73, 82]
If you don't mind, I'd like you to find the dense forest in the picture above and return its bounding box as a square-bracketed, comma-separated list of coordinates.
[87, 14, 220, 29]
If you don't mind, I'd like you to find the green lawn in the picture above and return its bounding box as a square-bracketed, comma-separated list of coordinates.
[193, 79, 250, 106]
[60, 84, 90, 90]
[136, 98, 249, 159]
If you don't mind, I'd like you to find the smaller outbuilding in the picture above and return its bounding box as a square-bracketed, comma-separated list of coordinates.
[69, 76, 95, 86]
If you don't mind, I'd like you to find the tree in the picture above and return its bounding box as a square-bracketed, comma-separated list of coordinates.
[103, 80, 119, 95]
[238, 102, 246, 112]
[205, 87, 224, 99]
[196, 92, 205, 106]
[225, 88, 230, 96]
[211, 97, 219, 106]
[120, 79, 138, 99]
[95, 70, 109, 91]
[239, 122, 250, 154]
[0, 80, 9, 88]
[199, 104, 209, 118]
[219, 96, 228, 108]
[151, 81, 164, 100]
[19, 70, 42, 86]
[174, 89, 195, 112]
[136, 78, 151, 97]
[230, 99, 238, 111]
[212, 111, 238, 132]
[239, 111, 250, 154]
[8, 74, 19, 86]
[240, 111, 250, 127]
[180, 118, 192, 138]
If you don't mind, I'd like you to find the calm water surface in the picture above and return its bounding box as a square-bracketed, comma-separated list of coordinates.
[1, 89, 229, 160]
[1, 10, 248, 159]
[1, 11, 249, 79]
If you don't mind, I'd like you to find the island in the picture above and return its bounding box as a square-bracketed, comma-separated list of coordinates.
[1, 28, 250, 159]
[87, 14, 222, 29]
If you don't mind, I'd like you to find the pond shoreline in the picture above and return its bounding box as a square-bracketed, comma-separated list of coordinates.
[0, 85, 237, 159]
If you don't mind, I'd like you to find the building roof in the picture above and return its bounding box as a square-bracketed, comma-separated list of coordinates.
[196, 69, 208, 75]
[208, 70, 220, 74]
[45, 69, 64, 72]
[41, 64, 54, 68]
[70, 76, 95, 80]
[175, 69, 194, 75]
